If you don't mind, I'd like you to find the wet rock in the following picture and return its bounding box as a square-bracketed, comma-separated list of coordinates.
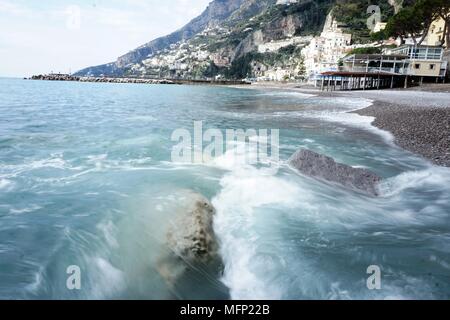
[289, 149, 382, 196]
[166, 194, 219, 264]
[157, 193, 223, 290]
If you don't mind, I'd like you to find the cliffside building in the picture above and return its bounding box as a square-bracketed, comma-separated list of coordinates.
[319, 45, 447, 91]
[373, 22, 387, 33]
[388, 45, 447, 78]
[302, 14, 352, 82]
[425, 17, 448, 48]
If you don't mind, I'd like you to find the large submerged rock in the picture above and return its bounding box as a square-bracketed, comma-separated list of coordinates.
[166, 194, 219, 264]
[289, 149, 382, 196]
[157, 193, 223, 292]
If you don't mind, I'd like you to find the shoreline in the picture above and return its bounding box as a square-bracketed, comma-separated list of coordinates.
[354, 99, 450, 167]
[241, 82, 450, 167]
[342, 88, 450, 167]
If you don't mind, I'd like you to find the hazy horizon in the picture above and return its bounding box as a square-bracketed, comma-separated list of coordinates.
[0, 0, 211, 77]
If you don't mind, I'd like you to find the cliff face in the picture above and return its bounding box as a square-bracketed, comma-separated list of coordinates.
[222, 13, 304, 63]
[115, 0, 247, 68]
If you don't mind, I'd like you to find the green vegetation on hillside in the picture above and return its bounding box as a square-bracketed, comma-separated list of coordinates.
[225, 45, 305, 79]
[347, 47, 382, 55]
[333, 0, 395, 43]
[209, 0, 336, 53]
[385, 0, 450, 46]
[227, 0, 334, 32]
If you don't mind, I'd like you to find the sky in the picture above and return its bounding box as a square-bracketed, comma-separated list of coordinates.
[0, 0, 212, 77]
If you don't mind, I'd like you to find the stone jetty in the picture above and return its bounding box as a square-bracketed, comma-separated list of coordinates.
[29, 74, 250, 86]
[30, 74, 176, 85]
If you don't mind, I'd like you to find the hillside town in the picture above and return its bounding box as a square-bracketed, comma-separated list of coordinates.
[42, 1, 450, 89]
[118, 2, 449, 87]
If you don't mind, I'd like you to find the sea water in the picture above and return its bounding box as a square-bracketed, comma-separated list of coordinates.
[0, 78, 449, 300]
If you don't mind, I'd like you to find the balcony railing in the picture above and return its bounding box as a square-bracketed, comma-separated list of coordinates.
[339, 66, 402, 74]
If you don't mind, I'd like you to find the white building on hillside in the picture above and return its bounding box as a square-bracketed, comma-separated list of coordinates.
[257, 36, 313, 53]
[302, 13, 352, 81]
[276, 0, 298, 4]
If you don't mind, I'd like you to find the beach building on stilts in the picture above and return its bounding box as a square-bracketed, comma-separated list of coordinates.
[318, 45, 448, 91]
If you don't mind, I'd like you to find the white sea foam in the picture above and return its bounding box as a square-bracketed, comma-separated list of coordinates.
[259, 91, 317, 99]
[274, 96, 395, 144]
[213, 173, 303, 299]
[25, 266, 44, 294]
[380, 166, 450, 197]
[312, 110, 395, 144]
[430, 255, 450, 270]
[127, 115, 157, 122]
[212, 147, 304, 299]
[97, 221, 119, 249]
[0, 178, 12, 190]
[89, 257, 125, 299]
[9, 204, 42, 215]
[0, 155, 79, 178]
[85, 155, 155, 172]
[25, 156, 69, 170]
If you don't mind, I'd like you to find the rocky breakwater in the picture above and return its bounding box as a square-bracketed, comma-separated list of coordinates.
[30, 74, 176, 85]
[289, 149, 382, 197]
[157, 192, 225, 297]
[31, 74, 81, 81]
[78, 77, 176, 84]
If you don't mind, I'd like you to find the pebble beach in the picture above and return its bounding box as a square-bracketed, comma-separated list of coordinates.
[350, 87, 450, 167]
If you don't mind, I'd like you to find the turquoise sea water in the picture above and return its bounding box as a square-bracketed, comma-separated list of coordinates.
[0, 78, 449, 299]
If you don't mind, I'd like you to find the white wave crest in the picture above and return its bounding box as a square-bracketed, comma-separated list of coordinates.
[212, 147, 304, 299]
[380, 166, 450, 196]
[0, 178, 12, 190]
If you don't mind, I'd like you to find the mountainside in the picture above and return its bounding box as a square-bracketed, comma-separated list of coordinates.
[75, 0, 399, 79]
[76, 0, 275, 77]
